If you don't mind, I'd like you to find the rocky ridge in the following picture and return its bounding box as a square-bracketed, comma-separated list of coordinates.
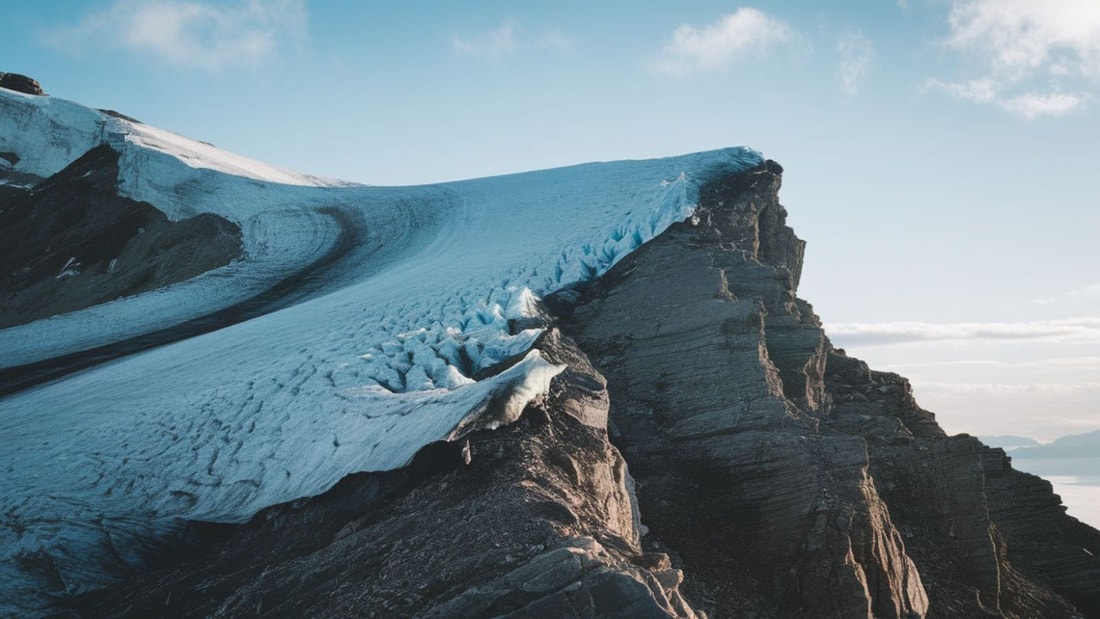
[59, 162, 1100, 618]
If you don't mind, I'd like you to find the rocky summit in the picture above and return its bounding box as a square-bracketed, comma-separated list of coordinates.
[64, 162, 1100, 618]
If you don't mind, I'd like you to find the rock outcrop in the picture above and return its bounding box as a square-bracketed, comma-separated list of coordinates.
[0, 144, 242, 328]
[62, 161, 1100, 618]
[560, 161, 1098, 618]
[0, 73, 45, 96]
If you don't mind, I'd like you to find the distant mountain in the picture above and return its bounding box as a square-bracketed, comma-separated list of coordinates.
[988, 430, 1100, 460]
[980, 435, 1043, 451]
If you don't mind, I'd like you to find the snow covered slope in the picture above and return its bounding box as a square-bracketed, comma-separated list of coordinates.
[1, 88, 362, 364]
[0, 87, 762, 613]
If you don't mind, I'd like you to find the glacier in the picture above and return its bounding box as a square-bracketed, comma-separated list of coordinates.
[0, 86, 762, 612]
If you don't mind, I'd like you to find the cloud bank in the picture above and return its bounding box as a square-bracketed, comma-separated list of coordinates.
[827, 316, 1100, 346]
[42, 0, 307, 71]
[916, 380, 1100, 397]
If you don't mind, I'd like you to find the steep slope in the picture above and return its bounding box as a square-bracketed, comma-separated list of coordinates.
[561, 162, 1099, 617]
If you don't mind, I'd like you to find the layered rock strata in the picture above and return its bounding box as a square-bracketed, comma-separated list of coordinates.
[561, 161, 1099, 618]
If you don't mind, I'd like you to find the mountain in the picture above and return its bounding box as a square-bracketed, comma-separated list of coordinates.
[980, 435, 1043, 451]
[2, 80, 1099, 618]
[1009, 431, 1100, 461]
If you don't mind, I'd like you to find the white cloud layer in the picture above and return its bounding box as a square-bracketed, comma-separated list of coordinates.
[837, 30, 874, 95]
[916, 380, 1100, 397]
[651, 8, 792, 76]
[827, 316, 1100, 346]
[885, 356, 1100, 371]
[42, 0, 307, 71]
[930, 0, 1100, 117]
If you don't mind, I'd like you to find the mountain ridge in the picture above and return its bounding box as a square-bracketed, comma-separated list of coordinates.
[2, 80, 1098, 617]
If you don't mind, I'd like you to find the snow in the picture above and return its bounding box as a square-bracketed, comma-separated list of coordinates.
[0, 89, 107, 177]
[117, 118, 348, 191]
[0, 87, 763, 613]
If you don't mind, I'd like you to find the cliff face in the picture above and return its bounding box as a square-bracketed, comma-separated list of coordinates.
[561, 161, 1099, 618]
[67, 162, 1100, 618]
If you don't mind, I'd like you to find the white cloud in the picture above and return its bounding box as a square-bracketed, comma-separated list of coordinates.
[946, 0, 1100, 80]
[923, 77, 999, 103]
[930, 0, 1100, 117]
[1001, 91, 1086, 117]
[837, 30, 874, 95]
[452, 20, 518, 57]
[924, 78, 1084, 117]
[826, 316, 1100, 346]
[42, 0, 307, 71]
[885, 356, 1100, 371]
[898, 0, 910, 9]
[651, 8, 793, 76]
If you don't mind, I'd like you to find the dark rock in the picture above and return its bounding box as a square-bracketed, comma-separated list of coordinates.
[981, 446, 1100, 614]
[0, 144, 242, 328]
[0, 72, 45, 96]
[562, 164, 1099, 618]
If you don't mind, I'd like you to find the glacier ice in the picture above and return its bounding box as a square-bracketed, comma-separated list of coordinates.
[0, 87, 762, 613]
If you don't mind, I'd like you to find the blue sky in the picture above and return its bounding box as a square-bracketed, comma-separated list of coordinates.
[3, 0, 1098, 440]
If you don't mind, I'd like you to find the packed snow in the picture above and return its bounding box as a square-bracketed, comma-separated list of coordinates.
[0, 87, 763, 613]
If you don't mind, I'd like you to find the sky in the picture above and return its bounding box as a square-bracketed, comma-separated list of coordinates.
[2, 0, 1098, 441]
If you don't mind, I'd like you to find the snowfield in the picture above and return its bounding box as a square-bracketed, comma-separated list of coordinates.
[0, 87, 762, 613]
